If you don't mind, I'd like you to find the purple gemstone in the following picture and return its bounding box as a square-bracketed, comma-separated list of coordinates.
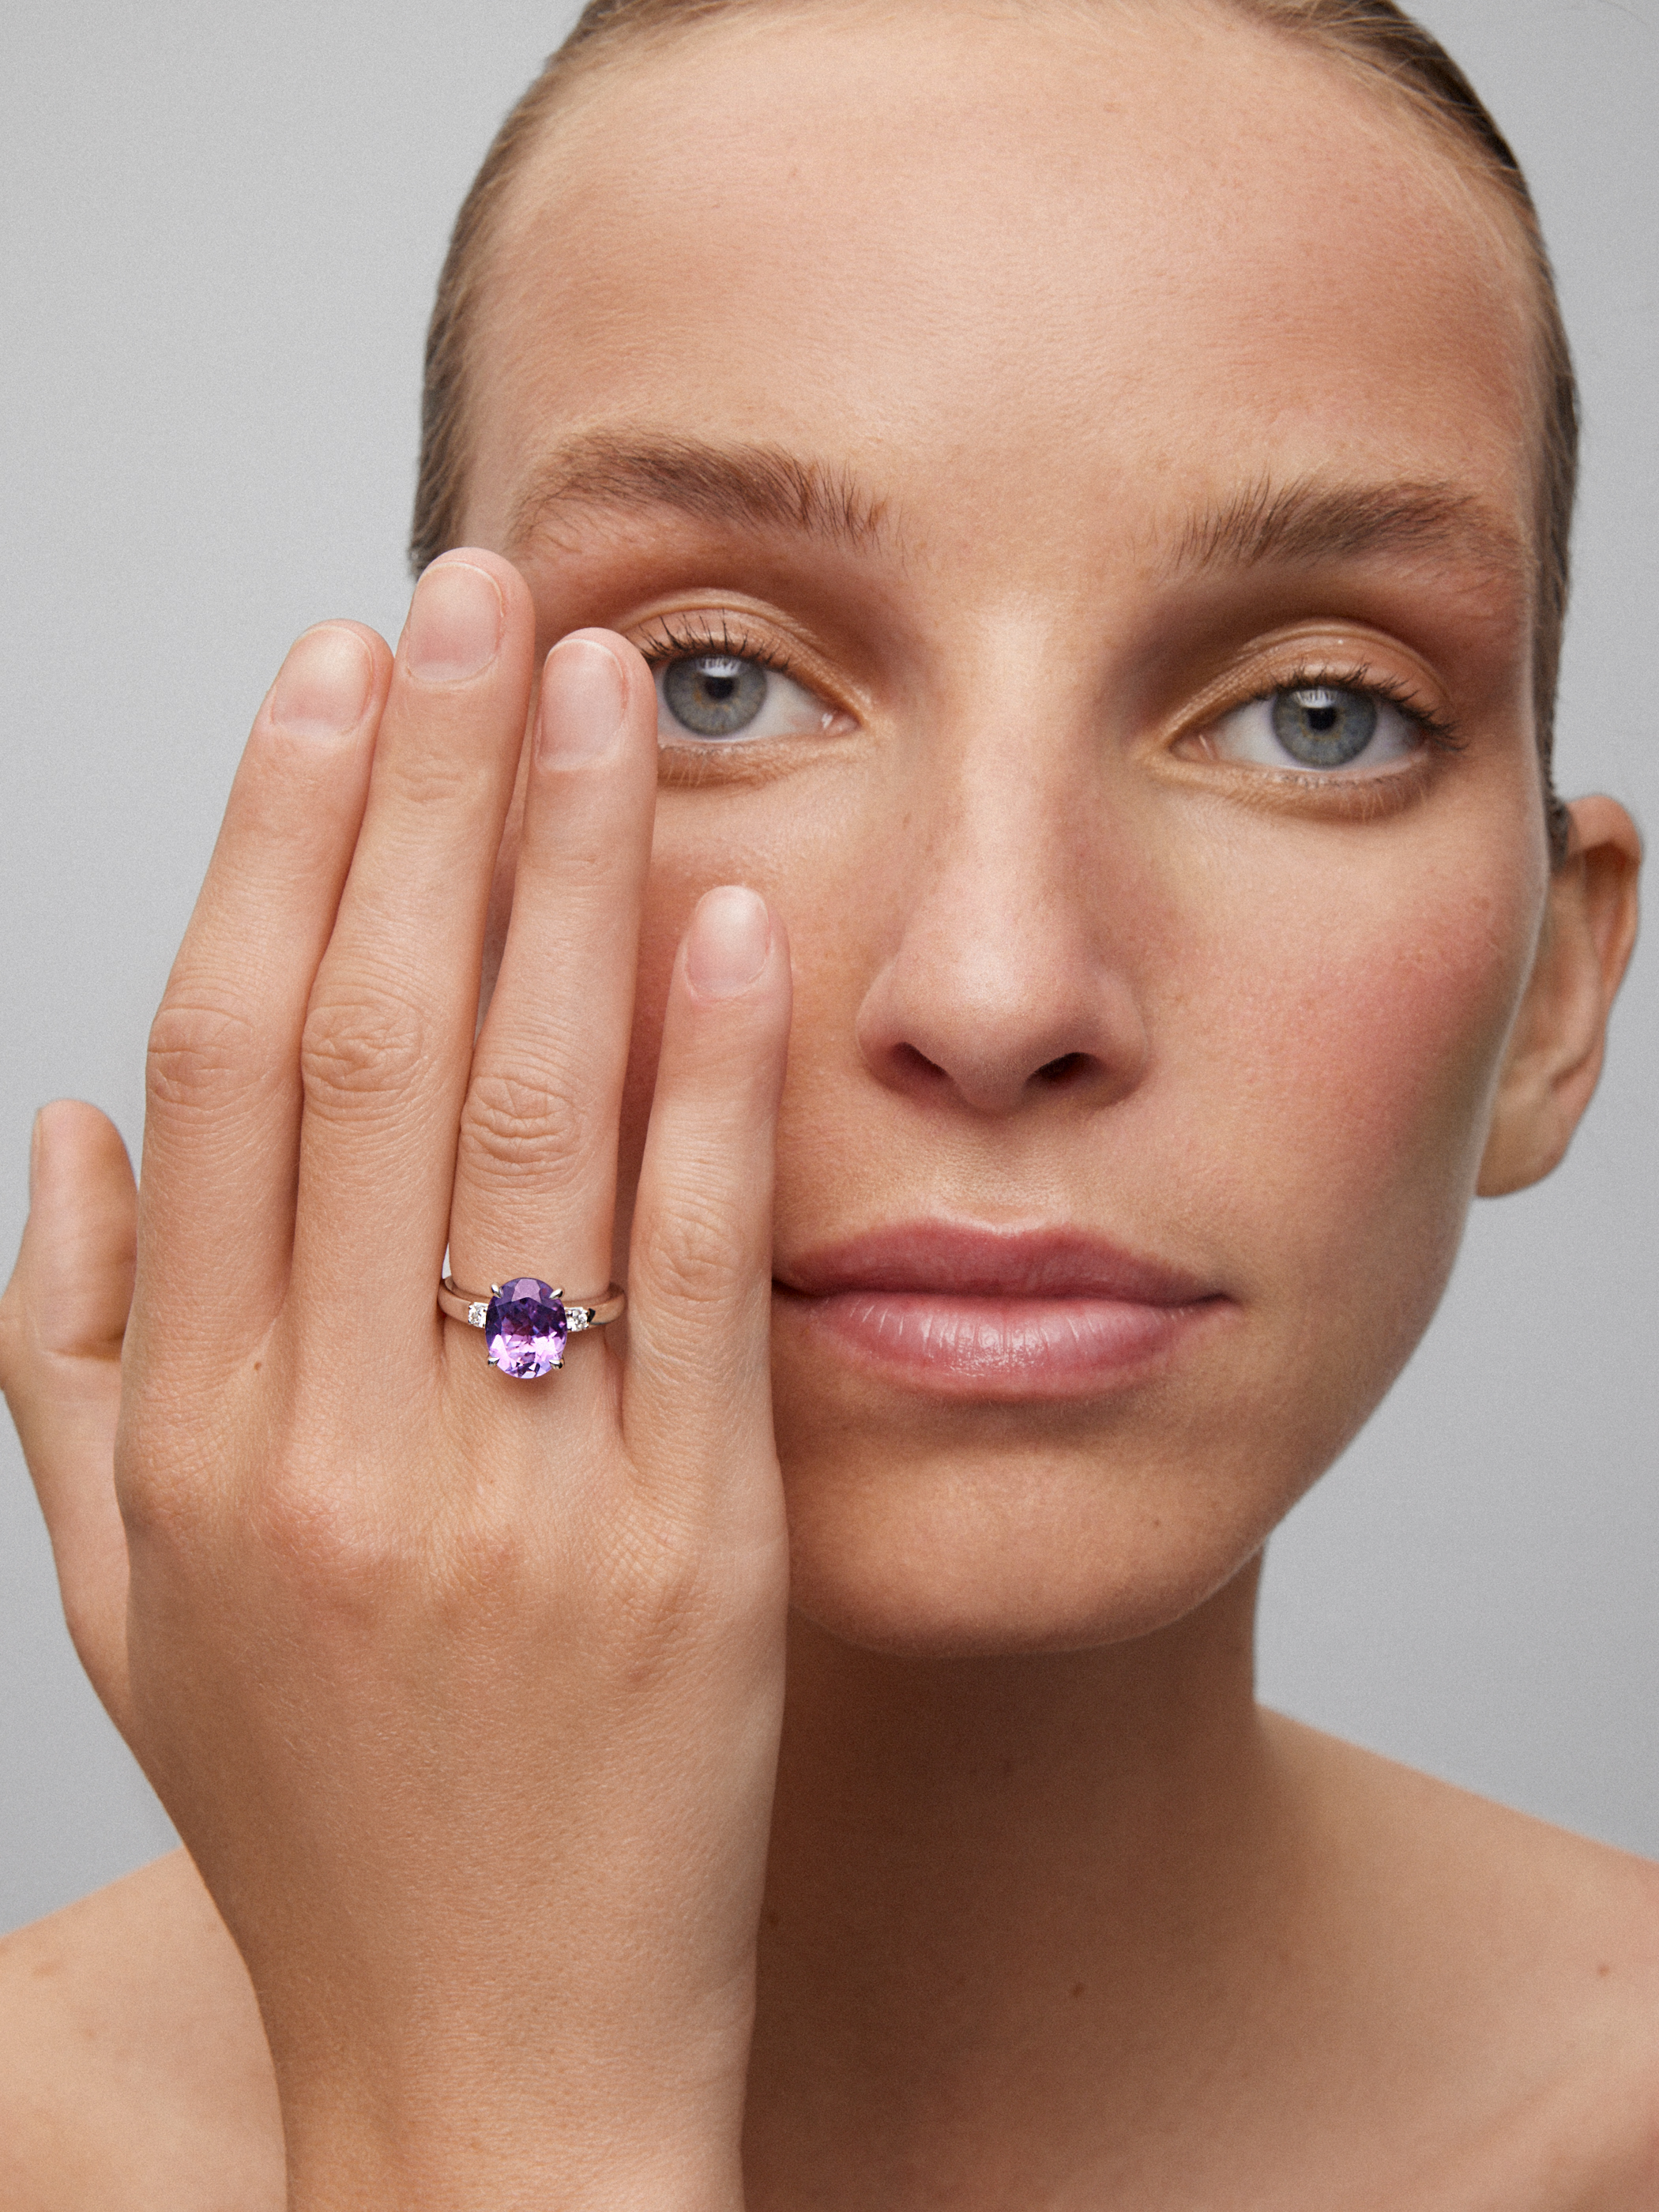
[483, 1278, 567, 1379]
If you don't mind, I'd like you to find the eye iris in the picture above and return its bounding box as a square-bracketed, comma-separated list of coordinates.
[663, 653, 768, 737]
[1270, 685, 1378, 768]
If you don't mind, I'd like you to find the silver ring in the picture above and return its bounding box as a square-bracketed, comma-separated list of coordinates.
[438, 1274, 626, 1380]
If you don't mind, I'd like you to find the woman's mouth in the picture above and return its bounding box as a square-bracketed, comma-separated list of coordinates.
[773, 1223, 1232, 1400]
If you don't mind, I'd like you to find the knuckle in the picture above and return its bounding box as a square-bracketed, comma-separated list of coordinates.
[378, 739, 487, 814]
[115, 1402, 214, 1548]
[300, 985, 429, 1119]
[246, 1454, 533, 1632]
[145, 991, 263, 1117]
[243, 1468, 401, 1602]
[600, 1514, 710, 1683]
[427, 1499, 539, 1621]
[598, 1503, 773, 1694]
[0, 1290, 28, 1401]
[245, 1398, 498, 1609]
[634, 1188, 746, 1312]
[458, 1070, 592, 1184]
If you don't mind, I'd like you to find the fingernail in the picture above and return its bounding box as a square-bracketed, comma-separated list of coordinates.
[536, 637, 626, 766]
[686, 886, 770, 999]
[404, 560, 503, 683]
[269, 625, 374, 736]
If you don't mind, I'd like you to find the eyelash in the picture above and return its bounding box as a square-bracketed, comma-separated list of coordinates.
[1239, 663, 1463, 755]
[630, 623, 1462, 778]
[634, 611, 802, 685]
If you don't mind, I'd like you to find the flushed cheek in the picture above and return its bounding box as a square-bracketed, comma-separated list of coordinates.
[1187, 837, 1543, 1416]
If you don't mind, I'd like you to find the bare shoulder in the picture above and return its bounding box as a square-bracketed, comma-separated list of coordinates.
[1399, 2055, 1659, 2212]
[0, 1849, 282, 2212]
[1265, 1713, 1659, 2209]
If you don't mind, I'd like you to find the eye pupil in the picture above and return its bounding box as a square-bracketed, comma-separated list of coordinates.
[662, 653, 769, 738]
[1271, 684, 1377, 768]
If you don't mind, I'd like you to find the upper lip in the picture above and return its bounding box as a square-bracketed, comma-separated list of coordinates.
[776, 1223, 1222, 1305]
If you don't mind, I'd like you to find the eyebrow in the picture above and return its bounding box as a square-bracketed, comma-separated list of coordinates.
[506, 430, 889, 555]
[506, 433, 1525, 596]
[1170, 476, 1529, 588]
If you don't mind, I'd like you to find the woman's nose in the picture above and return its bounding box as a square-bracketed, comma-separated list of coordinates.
[852, 758, 1151, 1118]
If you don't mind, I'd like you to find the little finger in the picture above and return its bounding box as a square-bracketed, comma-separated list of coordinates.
[623, 889, 792, 1503]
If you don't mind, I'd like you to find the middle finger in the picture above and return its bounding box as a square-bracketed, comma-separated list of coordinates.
[288, 551, 536, 1341]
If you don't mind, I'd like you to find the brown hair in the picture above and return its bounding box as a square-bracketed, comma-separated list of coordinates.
[410, 0, 1575, 857]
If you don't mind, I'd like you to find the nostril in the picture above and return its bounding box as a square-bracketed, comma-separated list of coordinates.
[894, 1042, 949, 1083]
[1036, 1052, 1089, 1087]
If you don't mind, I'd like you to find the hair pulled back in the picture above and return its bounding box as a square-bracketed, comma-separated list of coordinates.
[410, 0, 1575, 855]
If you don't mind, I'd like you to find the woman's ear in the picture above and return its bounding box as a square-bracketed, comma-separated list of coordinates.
[1477, 794, 1642, 1196]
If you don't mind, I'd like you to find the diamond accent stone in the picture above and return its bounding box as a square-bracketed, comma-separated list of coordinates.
[483, 1278, 567, 1379]
[566, 1307, 591, 1334]
[468, 1301, 489, 1328]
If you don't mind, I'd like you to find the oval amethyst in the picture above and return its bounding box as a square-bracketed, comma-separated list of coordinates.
[483, 1277, 567, 1379]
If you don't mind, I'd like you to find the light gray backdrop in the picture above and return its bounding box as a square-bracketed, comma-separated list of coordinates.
[2, 0, 1654, 1932]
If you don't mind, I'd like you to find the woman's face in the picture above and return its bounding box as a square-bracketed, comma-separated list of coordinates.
[459, 1, 1552, 1653]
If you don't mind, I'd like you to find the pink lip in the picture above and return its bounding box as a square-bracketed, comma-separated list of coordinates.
[774, 1224, 1231, 1401]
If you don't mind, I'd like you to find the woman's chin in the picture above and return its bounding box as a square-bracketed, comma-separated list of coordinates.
[769, 1275, 1396, 1660]
[777, 1445, 1278, 1659]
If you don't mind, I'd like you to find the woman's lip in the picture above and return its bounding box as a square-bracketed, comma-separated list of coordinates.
[774, 1225, 1231, 1400]
[777, 1222, 1219, 1305]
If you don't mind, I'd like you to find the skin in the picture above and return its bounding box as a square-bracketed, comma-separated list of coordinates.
[0, 2, 1650, 2206]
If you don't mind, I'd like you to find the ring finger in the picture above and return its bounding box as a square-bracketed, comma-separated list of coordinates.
[442, 630, 658, 1380]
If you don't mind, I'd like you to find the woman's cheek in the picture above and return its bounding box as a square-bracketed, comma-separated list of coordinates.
[1193, 826, 1544, 1405]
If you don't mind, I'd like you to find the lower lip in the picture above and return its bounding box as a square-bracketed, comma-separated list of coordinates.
[781, 1288, 1227, 1400]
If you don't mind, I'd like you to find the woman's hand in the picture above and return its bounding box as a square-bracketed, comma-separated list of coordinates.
[0, 552, 792, 2211]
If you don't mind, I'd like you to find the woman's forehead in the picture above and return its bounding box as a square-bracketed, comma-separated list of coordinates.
[465, 0, 1537, 560]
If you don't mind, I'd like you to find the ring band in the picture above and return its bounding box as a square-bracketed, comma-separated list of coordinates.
[438, 1274, 626, 1380]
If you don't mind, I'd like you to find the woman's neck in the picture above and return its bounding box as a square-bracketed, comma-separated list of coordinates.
[747, 1559, 1300, 2201]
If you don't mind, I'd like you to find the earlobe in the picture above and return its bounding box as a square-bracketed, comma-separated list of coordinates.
[1477, 795, 1642, 1196]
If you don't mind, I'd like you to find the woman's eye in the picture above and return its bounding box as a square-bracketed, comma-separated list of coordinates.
[1206, 683, 1422, 775]
[653, 652, 835, 743]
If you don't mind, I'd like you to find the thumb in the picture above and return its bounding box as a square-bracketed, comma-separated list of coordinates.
[0, 1099, 136, 1729]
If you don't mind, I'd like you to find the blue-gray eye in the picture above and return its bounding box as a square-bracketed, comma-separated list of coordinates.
[652, 648, 846, 747]
[661, 654, 768, 737]
[1206, 682, 1419, 776]
[1270, 686, 1378, 768]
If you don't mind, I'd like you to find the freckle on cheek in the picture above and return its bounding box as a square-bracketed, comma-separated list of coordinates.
[1278, 921, 1524, 1211]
